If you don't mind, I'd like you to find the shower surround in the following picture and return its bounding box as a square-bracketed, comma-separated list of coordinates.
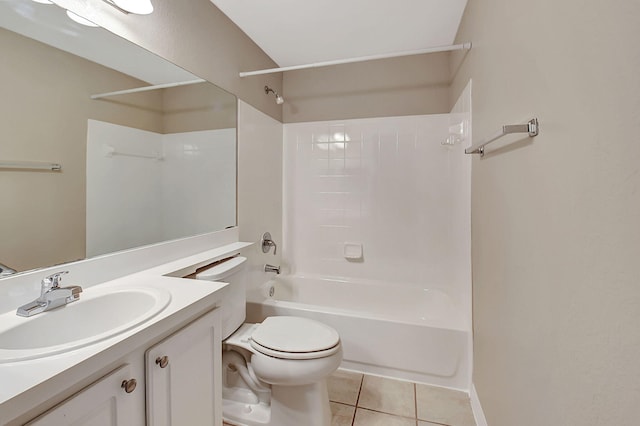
[251, 94, 472, 389]
[283, 113, 470, 308]
[239, 84, 473, 389]
[86, 120, 236, 257]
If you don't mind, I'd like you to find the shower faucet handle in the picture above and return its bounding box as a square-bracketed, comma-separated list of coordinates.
[261, 232, 277, 255]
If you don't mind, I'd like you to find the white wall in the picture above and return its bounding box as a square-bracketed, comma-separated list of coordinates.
[161, 129, 236, 240]
[282, 114, 471, 309]
[236, 101, 283, 291]
[87, 121, 236, 257]
[449, 81, 473, 325]
[86, 120, 163, 257]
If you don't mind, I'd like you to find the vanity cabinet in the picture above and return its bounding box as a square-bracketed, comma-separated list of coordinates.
[145, 309, 222, 425]
[25, 364, 144, 425]
[24, 309, 221, 426]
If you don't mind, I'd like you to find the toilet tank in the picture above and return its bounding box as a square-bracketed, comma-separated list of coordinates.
[196, 256, 247, 339]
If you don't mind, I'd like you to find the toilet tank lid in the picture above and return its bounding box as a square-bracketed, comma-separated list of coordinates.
[196, 256, 247, 281]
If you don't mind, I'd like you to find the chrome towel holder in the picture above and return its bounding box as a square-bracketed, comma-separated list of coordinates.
[465, 118, 539, 157]
[0, 160, 62, 171]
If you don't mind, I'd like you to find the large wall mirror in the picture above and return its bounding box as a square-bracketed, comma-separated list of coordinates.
[0, 0, 237, 275]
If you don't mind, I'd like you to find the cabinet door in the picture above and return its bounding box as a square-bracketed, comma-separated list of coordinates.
[26, 364, 143, 426]
[146, 309, 221, 426]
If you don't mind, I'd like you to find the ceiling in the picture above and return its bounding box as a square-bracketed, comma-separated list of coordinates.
[211, 0, 468, 67]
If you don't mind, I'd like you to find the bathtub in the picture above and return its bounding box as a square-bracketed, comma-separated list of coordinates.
[246, 275, 470, 390]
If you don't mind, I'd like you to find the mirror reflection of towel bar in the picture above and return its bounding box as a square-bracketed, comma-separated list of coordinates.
[103, 144, 164, 161]
[0, 161, 62, 171]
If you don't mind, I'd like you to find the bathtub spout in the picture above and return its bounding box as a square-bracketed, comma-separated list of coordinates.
[264, 264, 280, 274]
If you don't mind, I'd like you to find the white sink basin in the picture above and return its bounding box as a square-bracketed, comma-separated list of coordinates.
[0, 286, 171, 363]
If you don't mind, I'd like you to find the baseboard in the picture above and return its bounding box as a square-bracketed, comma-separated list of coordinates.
[470, 384, 488, 426]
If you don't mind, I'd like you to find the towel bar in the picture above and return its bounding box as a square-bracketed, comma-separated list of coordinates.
[465, 118, 539, 157]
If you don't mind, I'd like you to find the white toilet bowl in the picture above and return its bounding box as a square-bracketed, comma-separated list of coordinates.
[194, 257, 342, 426]
[222, 316, 342, 426]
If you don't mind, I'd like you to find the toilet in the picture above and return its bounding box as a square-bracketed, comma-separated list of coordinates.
[196, 256, 342, 426]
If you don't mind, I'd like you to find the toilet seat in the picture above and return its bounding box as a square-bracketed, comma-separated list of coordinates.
[251, 316, 340, 352]
[250, 339, 341, 360]
[225, 317, 341, 361]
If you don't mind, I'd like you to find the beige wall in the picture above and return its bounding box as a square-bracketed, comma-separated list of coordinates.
[162, 83, 236, 133]
[56, 0, 283, 122]
[451, 1, 640, 425]
[0, 28, 164, 272]
[1, 27, 236, 272]
[283, 52, 450, 122]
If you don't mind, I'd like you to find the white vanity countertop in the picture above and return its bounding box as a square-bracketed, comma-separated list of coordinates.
[0, 241, 252, 421]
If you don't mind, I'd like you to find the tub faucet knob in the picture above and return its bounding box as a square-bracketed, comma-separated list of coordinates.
[261, 232, 277, 255]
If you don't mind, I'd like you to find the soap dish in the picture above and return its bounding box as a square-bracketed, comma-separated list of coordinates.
[343, 242, 363, 260]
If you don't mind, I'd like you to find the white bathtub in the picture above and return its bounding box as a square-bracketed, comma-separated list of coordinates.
[246, 275, 470, 390]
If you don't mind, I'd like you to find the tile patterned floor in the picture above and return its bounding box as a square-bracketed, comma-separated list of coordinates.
[328, 370, 476, 426]
[224, 369, 476, 426]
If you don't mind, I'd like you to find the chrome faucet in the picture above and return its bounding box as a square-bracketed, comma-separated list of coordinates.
[261, 232, 278, 255]
[264, 264, 280, 274]
[16, 271, 83, 317]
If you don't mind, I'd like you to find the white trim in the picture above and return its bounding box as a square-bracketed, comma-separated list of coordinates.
[470, 384, 489, 426]
[239, 42, 472, 77]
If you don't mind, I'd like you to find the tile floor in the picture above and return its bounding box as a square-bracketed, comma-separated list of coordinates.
[224, 369, 476, 426]
[328, 370, 476, 426]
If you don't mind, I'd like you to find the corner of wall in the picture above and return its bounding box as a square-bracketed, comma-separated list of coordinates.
[55, 0, 284, 122]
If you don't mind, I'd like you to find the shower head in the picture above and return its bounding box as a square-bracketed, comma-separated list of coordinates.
[265, 86, 284, 105]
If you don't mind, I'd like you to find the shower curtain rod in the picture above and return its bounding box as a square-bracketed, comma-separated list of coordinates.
[91, 79, 206, 100]
[239, 42, 472, 77]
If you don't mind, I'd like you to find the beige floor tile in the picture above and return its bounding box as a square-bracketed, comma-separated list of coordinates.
[328, 369, 363, 405]
[358, 375, 416, 418]
[353, 408, 416, 426]
[331, 402, 356, 426]
[418, 421, 447, 426]
[416, 384, 476, 426]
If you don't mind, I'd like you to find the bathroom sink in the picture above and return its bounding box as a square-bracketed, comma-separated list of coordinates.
[0, 286, 171, 363]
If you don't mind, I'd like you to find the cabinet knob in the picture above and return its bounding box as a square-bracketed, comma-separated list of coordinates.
[121, 378, 137, 394]
[155, 355, 169, 368]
